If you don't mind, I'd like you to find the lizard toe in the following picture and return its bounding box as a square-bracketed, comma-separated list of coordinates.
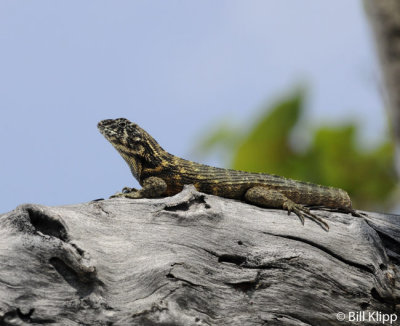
[110, 192, 124, 198]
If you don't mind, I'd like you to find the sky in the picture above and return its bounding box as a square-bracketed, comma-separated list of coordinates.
[0, 1, 387, 214]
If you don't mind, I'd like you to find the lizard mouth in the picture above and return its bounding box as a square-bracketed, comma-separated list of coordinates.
[97, 121, 113, 138]
[97, 119, 123, 138]
[97, 119, 113, 131]
[98, 126, 120, 146]
[98, 118, 134, 147]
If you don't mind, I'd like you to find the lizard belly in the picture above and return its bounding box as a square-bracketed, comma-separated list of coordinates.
[162, 173, 249, 199]
[195, 182, 248, 199]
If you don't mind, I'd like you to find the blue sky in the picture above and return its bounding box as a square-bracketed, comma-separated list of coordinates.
[0, 1, 387, 213]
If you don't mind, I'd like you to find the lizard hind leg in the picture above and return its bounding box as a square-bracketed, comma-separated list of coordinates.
[244, 187, 329, 231]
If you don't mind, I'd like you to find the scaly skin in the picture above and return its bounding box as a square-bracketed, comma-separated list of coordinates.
[98, 118, 358, 231]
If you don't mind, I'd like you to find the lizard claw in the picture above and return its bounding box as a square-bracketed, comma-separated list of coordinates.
[110, 187, 140, 198]
[350, 209, 367, 218]
[110, 189, 143, 199]
[298, 211, 305, 225]
[284, 201, 329, 231]
[110, 192, 124, 198]
[122, 187, 137, 193]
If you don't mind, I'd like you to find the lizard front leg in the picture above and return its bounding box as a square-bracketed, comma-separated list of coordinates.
[111, 176, 167, 199]
[244, 186, 329, 231]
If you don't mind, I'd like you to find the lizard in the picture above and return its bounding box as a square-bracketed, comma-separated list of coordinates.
[98, 118, 359, 231]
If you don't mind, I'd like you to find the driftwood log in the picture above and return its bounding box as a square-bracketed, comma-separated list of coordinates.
[0, 185, 399, 326]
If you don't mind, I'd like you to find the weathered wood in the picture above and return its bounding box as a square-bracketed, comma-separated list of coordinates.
[0, 185, 399, 325]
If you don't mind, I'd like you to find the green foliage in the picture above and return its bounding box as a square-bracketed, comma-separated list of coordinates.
[194, 120, 242, 159]
[196, 90, 397, 211]
[233, 91, 302, 176]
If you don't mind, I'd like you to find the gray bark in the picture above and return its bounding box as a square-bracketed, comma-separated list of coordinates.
[0, 185, 399, 326]
[364, 0, 400, 175]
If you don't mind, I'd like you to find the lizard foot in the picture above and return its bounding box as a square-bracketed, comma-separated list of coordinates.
[110, 187, 141, 199]
[122, 187, 137, 193]
[283, 201, 329, 231]
[110, 192, 124, 198]
[350, 209, 367, 218]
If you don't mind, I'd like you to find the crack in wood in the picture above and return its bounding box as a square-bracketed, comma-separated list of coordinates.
[0, 308, 56, 325]
[26, 207, 69, 242]
[49, 257, 96, 297]
[262, 232, 376, 274]
[163, 194, 210, 212]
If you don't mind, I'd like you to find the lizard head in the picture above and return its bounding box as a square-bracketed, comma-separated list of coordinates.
[98, 118, 143, 147]
[98, 118, 165, 180]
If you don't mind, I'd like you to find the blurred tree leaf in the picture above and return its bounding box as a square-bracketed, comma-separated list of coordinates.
[233, 90, 302, 175]
[196, 90, 397, 211]
[306, 126, 396, 210]
[194, 120, 243, 160]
